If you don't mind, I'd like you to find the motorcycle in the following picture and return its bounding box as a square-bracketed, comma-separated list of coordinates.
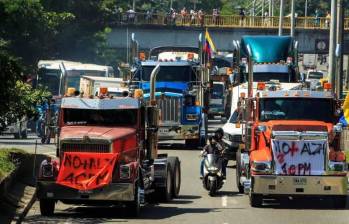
[202, 153, 224, 196]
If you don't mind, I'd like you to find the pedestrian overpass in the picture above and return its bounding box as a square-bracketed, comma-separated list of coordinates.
[107, 14, 349, 54]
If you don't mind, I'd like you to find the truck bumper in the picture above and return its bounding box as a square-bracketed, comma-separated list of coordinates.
[252, 175, 348, 196]
[158, 125, 199, 140]
[37, 181, 134, 202]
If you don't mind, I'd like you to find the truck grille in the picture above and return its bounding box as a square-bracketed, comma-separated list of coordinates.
[60, 142, 110, 156]
[157, 97, 181, 124]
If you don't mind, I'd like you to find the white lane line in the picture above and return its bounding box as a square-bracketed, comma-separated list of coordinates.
[222, 195, 228, 207]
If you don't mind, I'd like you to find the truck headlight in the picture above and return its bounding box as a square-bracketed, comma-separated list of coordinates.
[251, 161, 272, 174]
[328, 161, 347, 172]
[186, 114, 199, 121]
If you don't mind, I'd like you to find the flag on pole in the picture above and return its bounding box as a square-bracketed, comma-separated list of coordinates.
[340, 93, 349, 126]
[204, 29, 216, 59]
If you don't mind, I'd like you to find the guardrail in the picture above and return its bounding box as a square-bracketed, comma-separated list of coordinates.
[113, 13, 349, 30]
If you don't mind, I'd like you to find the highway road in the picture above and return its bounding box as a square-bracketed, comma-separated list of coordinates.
[1, 120, 349, 224]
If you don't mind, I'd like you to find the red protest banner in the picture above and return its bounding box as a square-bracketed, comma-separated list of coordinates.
[56, 152, 119, 191]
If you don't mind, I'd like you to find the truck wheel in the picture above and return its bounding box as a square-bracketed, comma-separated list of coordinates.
[236, 151, 244, 193]
[127, 180, 141, 217]
[40, 199, 55, 216]
[250, 193, 263, 207]
[168, 157, 181, 198]
[157, 163, 173, 202]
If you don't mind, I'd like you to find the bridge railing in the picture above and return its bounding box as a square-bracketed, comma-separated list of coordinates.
[114, 12, 349, 30]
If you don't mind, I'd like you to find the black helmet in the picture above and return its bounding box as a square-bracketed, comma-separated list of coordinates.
[215, 128, 224, 136]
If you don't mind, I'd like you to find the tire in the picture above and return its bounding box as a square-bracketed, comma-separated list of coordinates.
[168, 157, 181, 198]
[208, 179, 217, 196]
[40, 199, 55, 216]
[250, 193, 263, 207]
[127, 179, 141, 217]
[236, 150, 244, 193]
[157, 163, 173, 202]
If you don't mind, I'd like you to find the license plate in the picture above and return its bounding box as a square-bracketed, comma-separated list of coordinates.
[159, 128, 169, 134]
[293, 177, 307, 185]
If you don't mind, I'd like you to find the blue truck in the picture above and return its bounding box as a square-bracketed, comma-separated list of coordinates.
[130, 42, 209, 147]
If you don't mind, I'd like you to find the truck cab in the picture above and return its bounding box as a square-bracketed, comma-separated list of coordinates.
[37, 82, 181, 216]
[130, 45, 208, 147]
[238, 89, 347, 207]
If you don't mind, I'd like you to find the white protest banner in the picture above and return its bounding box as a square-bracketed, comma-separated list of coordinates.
[271, 139, 327, 175]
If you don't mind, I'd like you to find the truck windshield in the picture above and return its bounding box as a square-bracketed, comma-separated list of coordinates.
[37, 69, 61, 95]
[259, 98, 334, 123]
[37, 69, 109, 96]
[211, 84, 224, 99]
[63, 109, 137, 126]
[141, 66, 195, 82]
[254, 72, 291, 83]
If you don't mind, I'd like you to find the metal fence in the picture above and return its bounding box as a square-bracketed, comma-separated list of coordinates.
[113, 13, 349, 30]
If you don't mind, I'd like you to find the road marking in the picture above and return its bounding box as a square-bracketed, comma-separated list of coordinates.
[222, 195, 228, 207]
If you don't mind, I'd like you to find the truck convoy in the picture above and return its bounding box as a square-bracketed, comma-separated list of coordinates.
[223, 35, 301, 160]
[37, 65, 181, 216]
[130, 35, 209, 147]
[235, 46, 347, 208]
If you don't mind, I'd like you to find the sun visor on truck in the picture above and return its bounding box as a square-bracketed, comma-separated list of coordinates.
[240, 36, 292, 63]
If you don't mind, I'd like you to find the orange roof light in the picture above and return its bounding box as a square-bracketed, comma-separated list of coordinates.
[240, 92, 246, 99]
[139, 52, 146, 61]
[257, 82, 266, 91]
[195, 101, 201, 106]
[134, 89, 143, 98]
[67, 87, 76, 96]
[100, 87, 108, 95]
[324, 82, 332, 90]
[187, 53, 194, 60]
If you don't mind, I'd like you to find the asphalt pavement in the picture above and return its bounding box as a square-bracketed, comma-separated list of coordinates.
[1, 120, 349, 224]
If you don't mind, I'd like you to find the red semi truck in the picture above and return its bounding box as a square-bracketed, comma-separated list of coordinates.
[37, 65, 181, 216]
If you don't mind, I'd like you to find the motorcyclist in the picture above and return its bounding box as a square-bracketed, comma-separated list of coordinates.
[214, 128, 227, 179]
[200, 136, 223, 179]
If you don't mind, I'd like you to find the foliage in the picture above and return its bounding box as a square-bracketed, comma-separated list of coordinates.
[0, 148, 26, 181]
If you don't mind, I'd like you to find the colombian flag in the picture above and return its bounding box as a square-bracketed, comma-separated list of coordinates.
[204, 29, 216, 59]
[340, 93, 349, 126]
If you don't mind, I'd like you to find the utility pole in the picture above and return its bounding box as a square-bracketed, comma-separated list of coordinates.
[278, 0, 284, 36]
[170, 0, 173, 9]
[336, 0, 344, 97]
[328, 0, 337, 93]
[132, 0, 136, 11]
[269, 0, 272, 16]
[290, 0, 295, 37]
